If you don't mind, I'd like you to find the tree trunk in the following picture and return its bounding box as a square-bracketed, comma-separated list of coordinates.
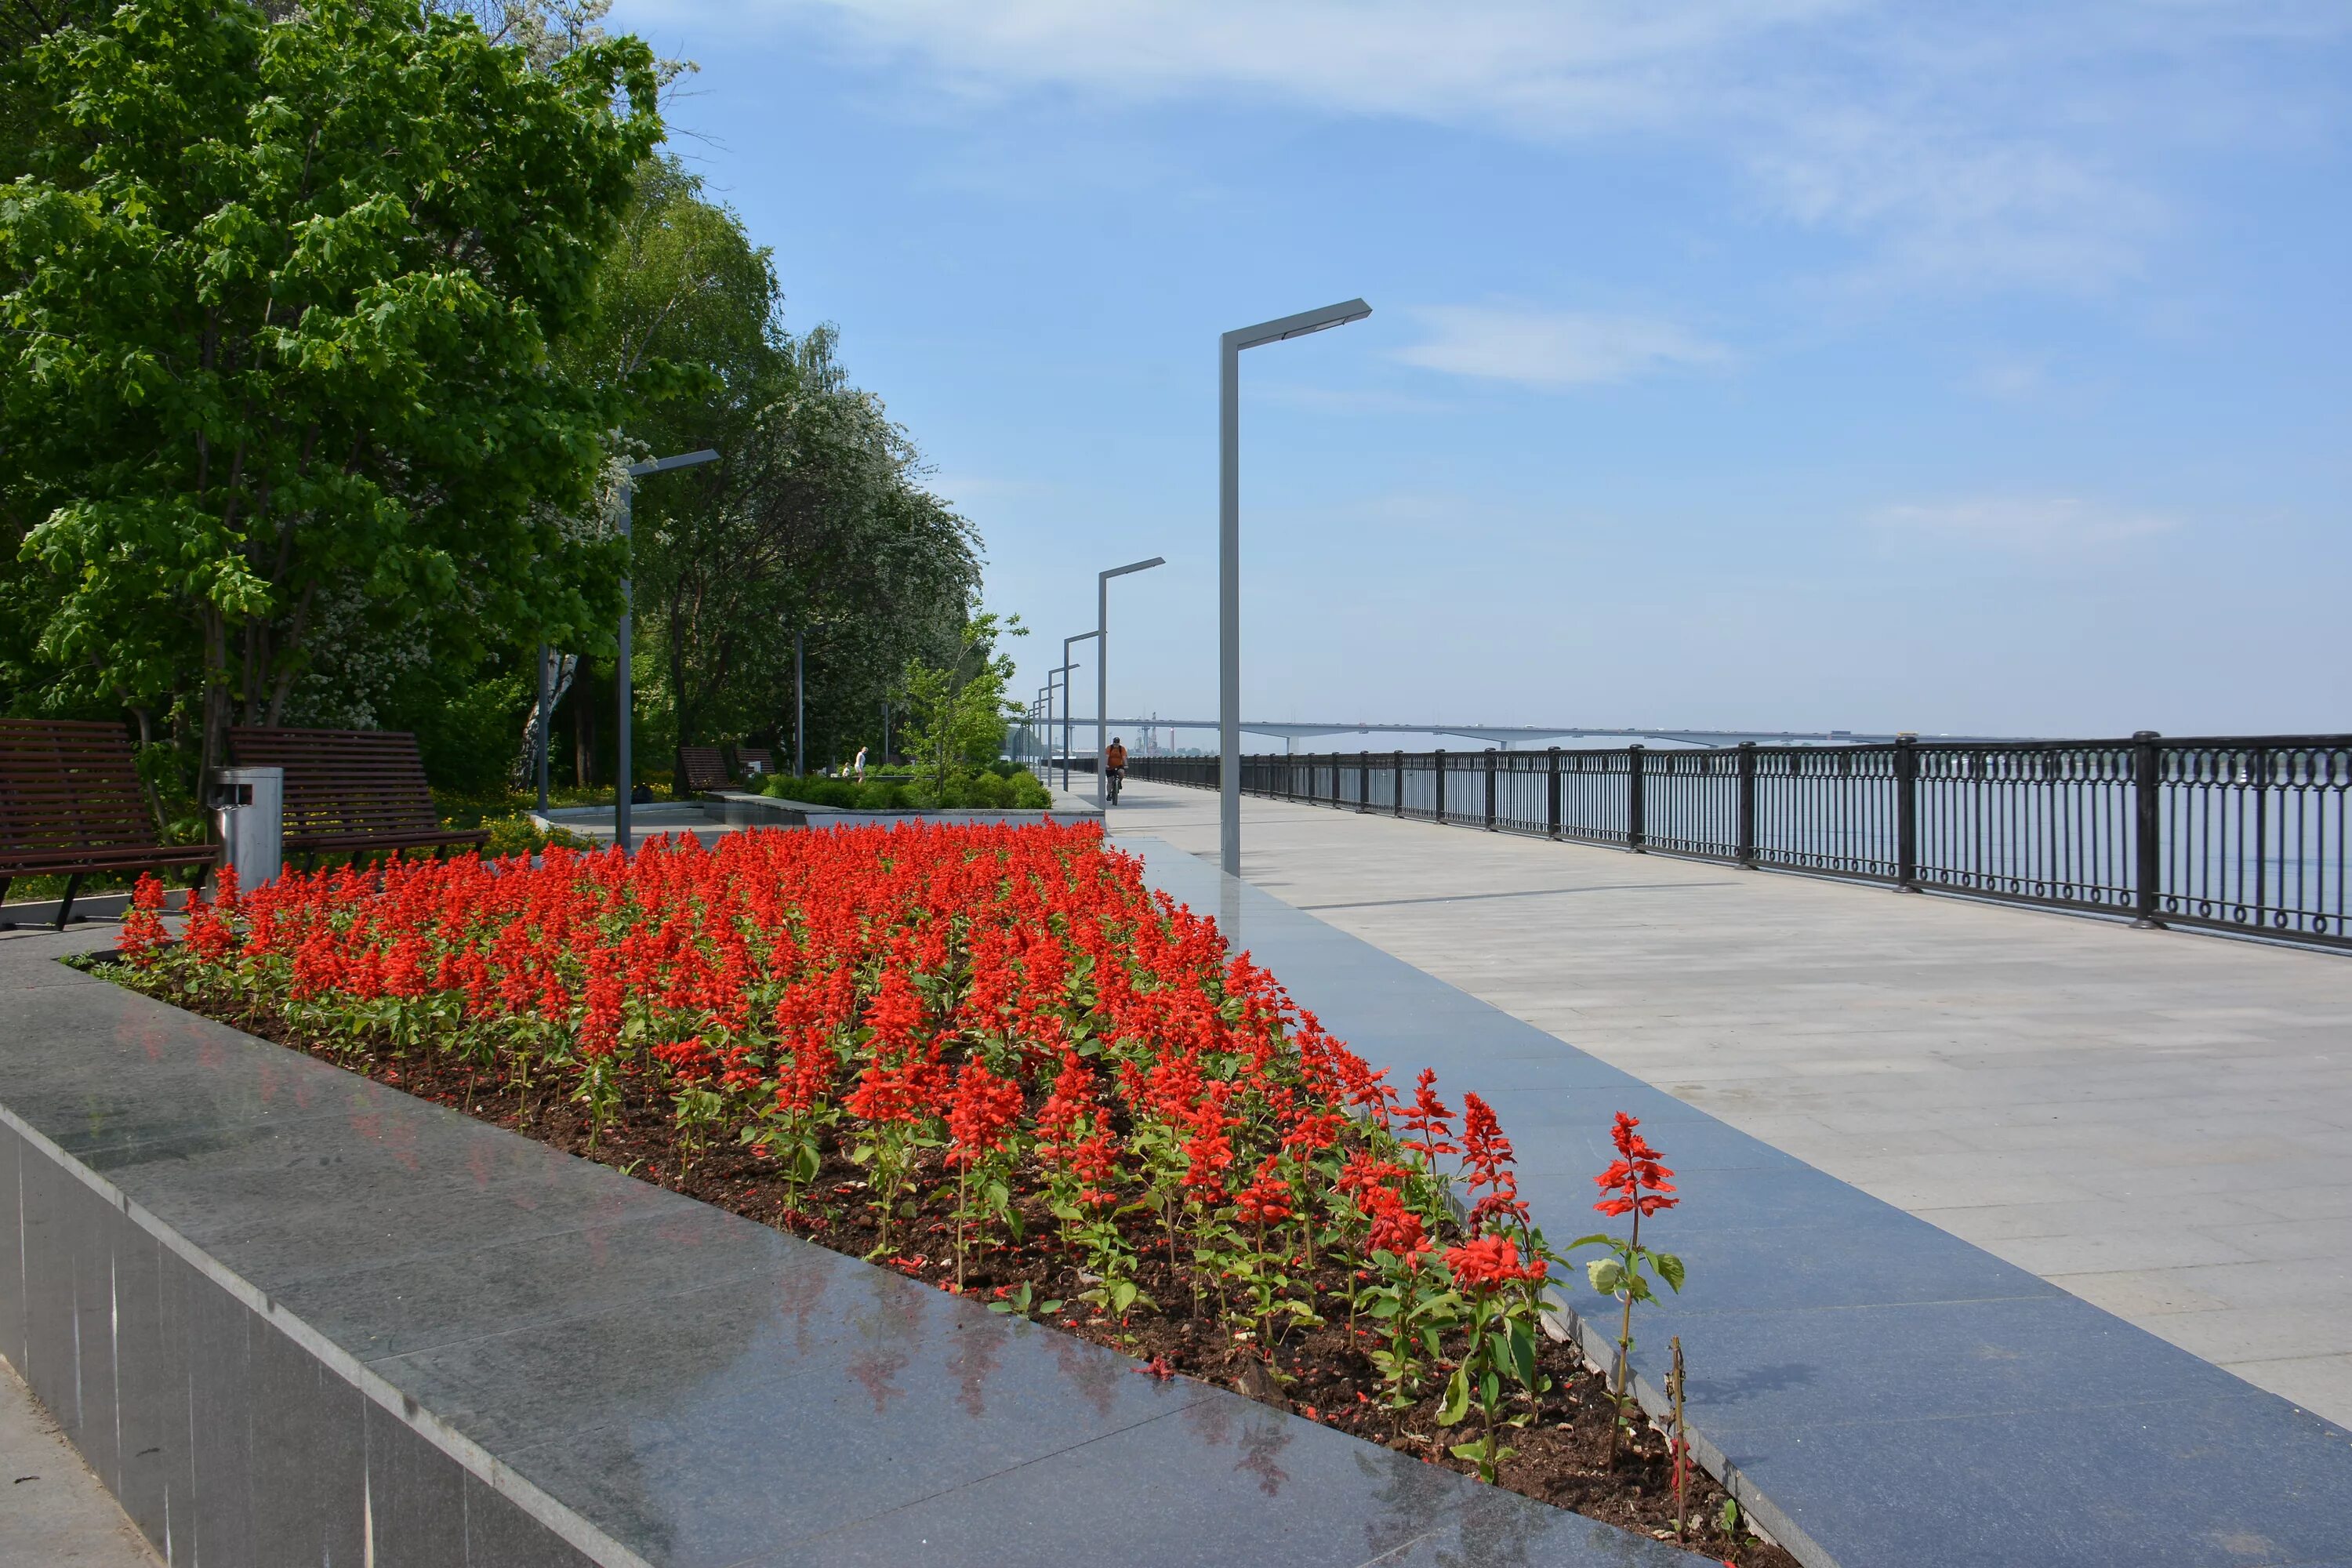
[574, 659, 596, 787]
[513, 652, 578, 786]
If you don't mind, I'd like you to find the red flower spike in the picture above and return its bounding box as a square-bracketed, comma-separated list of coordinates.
[1593, 1112, 1679, 1218]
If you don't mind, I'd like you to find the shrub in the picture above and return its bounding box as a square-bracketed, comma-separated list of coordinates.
[479, 814, 597, 858]
[1010, 772, 1052, 809]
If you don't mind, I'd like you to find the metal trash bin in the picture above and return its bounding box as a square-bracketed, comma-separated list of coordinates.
[212, 765, 284, 890]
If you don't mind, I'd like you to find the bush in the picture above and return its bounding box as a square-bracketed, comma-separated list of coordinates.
[479, 814, 598, 858]
[762, 768, 1044, 811]
[764, 775, 861, 808]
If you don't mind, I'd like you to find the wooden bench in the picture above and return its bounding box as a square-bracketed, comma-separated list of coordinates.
[227, 728, 487, 863]
[0, 718, 215, 929]
[677, 745, 731, 795]
[734, 746, 775, 780]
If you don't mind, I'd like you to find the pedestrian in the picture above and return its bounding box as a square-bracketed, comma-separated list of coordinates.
[853, 744, 868, 783]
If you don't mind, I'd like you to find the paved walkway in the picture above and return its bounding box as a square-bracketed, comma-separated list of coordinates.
[0, 1356, 158, 1567]
[1109, 781, 2352, 1427]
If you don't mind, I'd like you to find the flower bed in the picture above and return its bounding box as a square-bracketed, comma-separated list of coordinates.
[100, 823, 1791, 1563]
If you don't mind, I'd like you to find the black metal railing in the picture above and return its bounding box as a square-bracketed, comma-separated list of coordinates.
[1126, 734, 2352, 949]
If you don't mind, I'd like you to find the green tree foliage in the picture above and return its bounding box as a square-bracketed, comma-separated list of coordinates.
[898, 612, 1025, 800]
[568, 158, 982, 775]
[0, 0, 660, 786]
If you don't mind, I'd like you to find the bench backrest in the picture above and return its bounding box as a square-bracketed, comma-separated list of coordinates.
[0, 719, 161, 856]
[678, 746, 730, 793]
[735, 747, 774, 777]
[228, 727, 439, 839]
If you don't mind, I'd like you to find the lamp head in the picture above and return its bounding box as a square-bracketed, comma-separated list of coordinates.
[1226, 299, 1372, 353]
[626, 448, 720, 478]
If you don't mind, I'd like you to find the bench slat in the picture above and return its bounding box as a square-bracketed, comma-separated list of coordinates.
[0, 720, 216, 891]
[229, 727, 484, 857]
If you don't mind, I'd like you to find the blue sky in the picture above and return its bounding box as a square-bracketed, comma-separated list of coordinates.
[608, 1, 2350, 739]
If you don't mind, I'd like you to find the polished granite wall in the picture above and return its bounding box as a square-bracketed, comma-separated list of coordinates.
[1, 1109, 601, 1567]
[0, 928, 1705, 1568]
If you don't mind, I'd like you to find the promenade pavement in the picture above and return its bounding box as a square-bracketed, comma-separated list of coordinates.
[1108, 779, 2352, 1427]
[0, 1356, 159, 1566]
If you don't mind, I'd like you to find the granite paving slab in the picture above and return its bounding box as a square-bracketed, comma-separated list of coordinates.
[0, 925, 1706, 1568]
[1130, 837, 2352, 1568]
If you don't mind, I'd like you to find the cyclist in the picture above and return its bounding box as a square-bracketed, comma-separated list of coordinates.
[1105, 737, 1128, 804]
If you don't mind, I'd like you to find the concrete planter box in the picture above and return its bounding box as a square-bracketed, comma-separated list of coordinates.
[0, 927, 1693, 1568]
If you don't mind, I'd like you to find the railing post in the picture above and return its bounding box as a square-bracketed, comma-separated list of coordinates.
[2132, 731, 2165, 928]
[1627, 745, 1646, 852]
[1546, 746, 1563, 840]
[1737, 741, 1758, 868]
[1484, 749, 1497, 830]
[1895, 734, 1919, 891]
[1359, 750, 1370, 813]
[1434, 748, 1446, 822]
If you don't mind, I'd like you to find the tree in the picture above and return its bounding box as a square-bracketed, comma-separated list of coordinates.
[898, 612, 1025, 799]
[560, 159, 982, 775]
[0, 0, 661, 786]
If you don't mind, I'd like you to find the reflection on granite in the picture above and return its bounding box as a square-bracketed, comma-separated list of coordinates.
[1132, 840, 2352, 1568]
[1, 925, 1708, 1566]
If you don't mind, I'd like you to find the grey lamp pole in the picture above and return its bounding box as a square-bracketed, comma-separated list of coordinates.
[1050, 660, 1080, 788]
[533, 642, 551, 815]
[1097, 557, 1166, 808]
[1060, 633, 1098, 790]
[1219, 299, 1370, 877]
[616, 448, 720, 855]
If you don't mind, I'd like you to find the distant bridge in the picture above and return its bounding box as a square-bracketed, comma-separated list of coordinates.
[1018, 719, 2022, 751]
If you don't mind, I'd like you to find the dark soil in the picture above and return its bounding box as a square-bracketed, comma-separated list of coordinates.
[136, 978, 1796, 1566]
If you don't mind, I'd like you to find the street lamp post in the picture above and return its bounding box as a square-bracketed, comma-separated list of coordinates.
[533, 642, 552, 815]
[1061, 632, 1098, 791]
[1219, 299, 1371, 877]
[616, 448, 719, 855]
[1096, 557, 1166, 808]
[1049, 662, 1080, 788]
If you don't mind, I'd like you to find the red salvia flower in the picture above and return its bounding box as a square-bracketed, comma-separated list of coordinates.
[946, 1060, 1024, 1169]
[1593, 1111, 1678, 1218]
[1443, 1232, 1544, 1289]
[1399, 1067, 1456, 1168]
[1234, 1156, 1294, 1227]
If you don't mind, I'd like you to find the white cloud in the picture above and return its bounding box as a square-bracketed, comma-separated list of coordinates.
[1394, 306, 1728, 389]
[666, 0, 2350, 292]
[1870, 496, 2175, 555]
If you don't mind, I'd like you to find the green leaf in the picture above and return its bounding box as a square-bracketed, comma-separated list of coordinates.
[1506, 1321, 1537, 1388]
[1436, 1366, 1471, 1427]
[1655, 1251, 1686, 1293]
[1587, 1257, 1626, 1295]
